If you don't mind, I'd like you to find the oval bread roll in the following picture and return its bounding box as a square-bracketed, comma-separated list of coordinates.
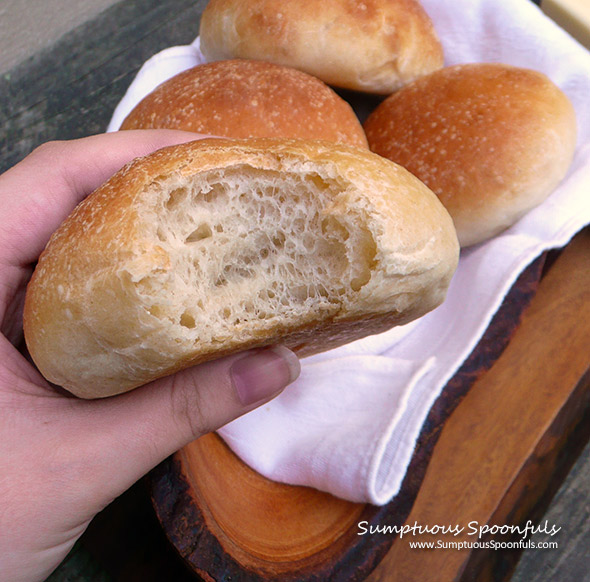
[23, 138, 459, 399]
[120, 59, 368, 148]
[364, 63, 578, 246]
[199, 0, 444, 95]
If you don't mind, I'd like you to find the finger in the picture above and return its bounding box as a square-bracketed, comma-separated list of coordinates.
[0, 130, 209, 266]
[66, 346, 300, 505]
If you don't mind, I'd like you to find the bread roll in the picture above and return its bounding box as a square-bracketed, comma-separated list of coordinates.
[23, 138, 459, 399]
[364, 63, 577, 246]
[120, 59, 368, 148]
[199, 0, 444, 95]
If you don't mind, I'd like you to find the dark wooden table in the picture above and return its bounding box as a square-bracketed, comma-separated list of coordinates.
[2, 1, 589, 580]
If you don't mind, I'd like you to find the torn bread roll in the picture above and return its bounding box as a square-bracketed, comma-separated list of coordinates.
[120, 59, 368, 148]
[23, 138, 459, 399]
[364, 63, 578, 246]
[199, 0, 444, 94]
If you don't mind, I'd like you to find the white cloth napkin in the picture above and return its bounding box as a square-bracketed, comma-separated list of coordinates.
[108, 0, 590, 505]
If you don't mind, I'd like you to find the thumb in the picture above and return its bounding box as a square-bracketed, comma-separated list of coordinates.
[73, 345, 300, 506]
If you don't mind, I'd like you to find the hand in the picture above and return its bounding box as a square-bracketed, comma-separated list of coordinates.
[0, 131, 300, 582]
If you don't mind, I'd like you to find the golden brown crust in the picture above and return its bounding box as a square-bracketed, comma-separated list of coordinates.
[23, 138, 459, 398]
[120, 59, 368, 149]
[199, 0, 444, 94]
[364, 63, 578, 246]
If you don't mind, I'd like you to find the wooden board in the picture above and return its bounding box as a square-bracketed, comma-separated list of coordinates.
[149, 230, 590, 581]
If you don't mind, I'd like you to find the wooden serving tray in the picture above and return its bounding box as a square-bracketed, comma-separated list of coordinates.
[149, 230, 590, 581]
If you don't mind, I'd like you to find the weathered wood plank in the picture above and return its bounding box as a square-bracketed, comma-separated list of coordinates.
[511, 442, 590, 582]
[0, 0, 207, 174]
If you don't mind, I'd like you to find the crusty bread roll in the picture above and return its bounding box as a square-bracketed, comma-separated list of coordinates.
[199, 0, 444, 95]
[24, 138, 458, 399]
[120, 59, 368, 148]
[364, 63, 577, 246]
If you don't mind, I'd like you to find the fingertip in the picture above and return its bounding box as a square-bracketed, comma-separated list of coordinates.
[230, 346, 301, 406]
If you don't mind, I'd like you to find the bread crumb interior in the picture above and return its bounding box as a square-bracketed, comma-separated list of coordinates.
[137, 166, 376, 342]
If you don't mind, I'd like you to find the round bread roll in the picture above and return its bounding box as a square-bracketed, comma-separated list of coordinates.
[199, 0, 444, 95]
[120, 59, 368, 148]
[23, 138, 459, 399]
[364, 63, 577, 246]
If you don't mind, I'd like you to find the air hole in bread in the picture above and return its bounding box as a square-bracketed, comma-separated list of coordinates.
[321, 215, 350, 241]
[148, 305, 165, 318]
[165, 187, 188, 210]
[180, 310, 196, 328]
[185, 223, 213, 243]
